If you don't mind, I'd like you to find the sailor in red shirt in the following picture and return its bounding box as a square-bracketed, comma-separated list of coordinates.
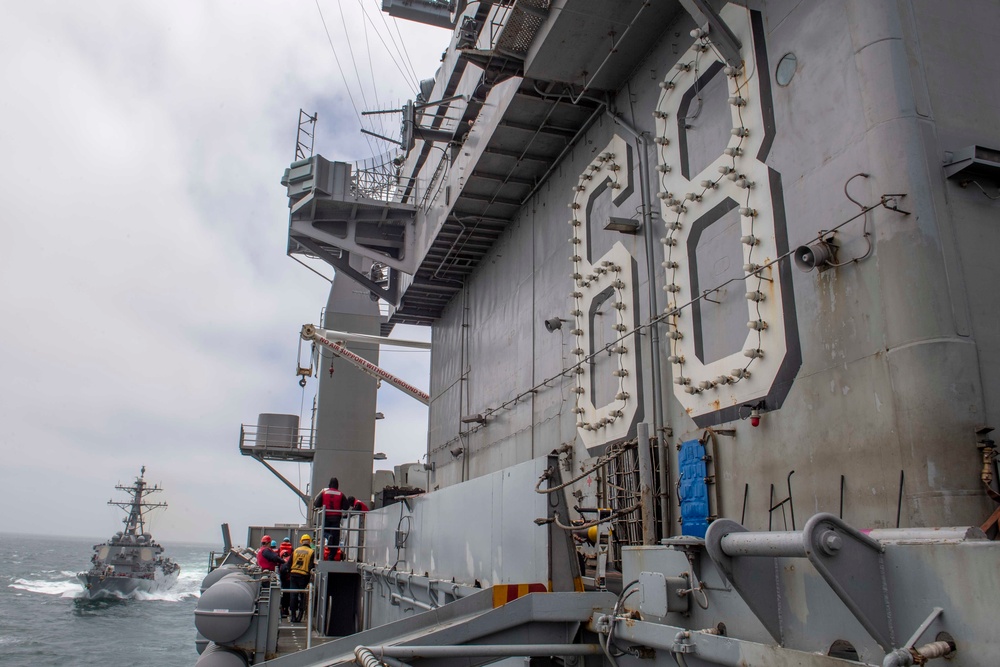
[256, 535, 282, 571]
[311, 477, 345, 558]
[278, 537, 293, 559]
[345, 496, 370, 512]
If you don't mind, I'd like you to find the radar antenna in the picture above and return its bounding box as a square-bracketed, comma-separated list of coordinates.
[295, 109, 318, 161]
[361, 95, 466, 153]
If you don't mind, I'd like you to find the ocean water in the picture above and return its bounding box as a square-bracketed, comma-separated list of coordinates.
[0, 533, 213, 666]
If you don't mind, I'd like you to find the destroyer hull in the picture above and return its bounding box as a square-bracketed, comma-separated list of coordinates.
[77, 568, 179, 600]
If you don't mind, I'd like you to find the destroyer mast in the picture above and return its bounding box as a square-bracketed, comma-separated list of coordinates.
[78, 467, 179, 599]
[110, 465, 168, 537]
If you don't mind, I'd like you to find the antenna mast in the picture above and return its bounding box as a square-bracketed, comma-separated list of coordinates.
[295, 109, 318, 161]
[108, 467, 167, 537]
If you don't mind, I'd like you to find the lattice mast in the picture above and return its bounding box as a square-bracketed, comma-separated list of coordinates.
[108, 466, 167, 537]
[295, 109, 318, 161]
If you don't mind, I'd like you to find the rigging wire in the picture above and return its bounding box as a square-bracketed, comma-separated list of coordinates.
[389, 13, 422, 89]
[369, 0, 422, 91]
[359, 0, 390, 146]
[335, 0, 372, 112]
[289, 254, 333, 283]
[336, 0, 392, 156]
[314, 0, 378, 156]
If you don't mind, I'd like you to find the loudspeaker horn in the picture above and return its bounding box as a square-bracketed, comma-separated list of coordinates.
[793, 240, 835, 272]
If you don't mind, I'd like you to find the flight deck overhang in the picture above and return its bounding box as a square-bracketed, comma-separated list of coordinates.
[387, 77, 604, 328]
[385, 0, 684, 328]
[522, 0, 683, 89]
[282, 0, 686, 329]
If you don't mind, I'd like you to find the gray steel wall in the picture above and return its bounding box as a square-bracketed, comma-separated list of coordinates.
[313, 264, 381, 507]
[362, 458, 551, 627]
[421, 0, 997, 530]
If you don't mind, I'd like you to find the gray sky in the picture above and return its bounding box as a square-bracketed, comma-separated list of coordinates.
[0, 0, 446, 544]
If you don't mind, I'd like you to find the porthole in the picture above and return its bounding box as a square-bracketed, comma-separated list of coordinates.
[775, 53, 797, 86]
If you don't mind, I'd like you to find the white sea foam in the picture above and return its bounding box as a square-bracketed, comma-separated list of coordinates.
[9, 569, 200, 601]
[91, 567, 201, 602]
[133, 586, 199, 602]
[10, 557, 205, 602]
[9, 577, 85, 598]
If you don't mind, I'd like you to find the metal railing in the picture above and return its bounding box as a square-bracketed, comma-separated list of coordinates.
[239, 424, 315, 452]
[488, 2, 515, 48]
[352, 152, 419, 205]
[489, 0, 547, 57]
[418, 152, 449, 212]
[281, 583, 313, 649]
[313, 507, 369, 562]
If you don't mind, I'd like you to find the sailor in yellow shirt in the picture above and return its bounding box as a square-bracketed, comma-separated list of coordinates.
[289, 534, 315, 623]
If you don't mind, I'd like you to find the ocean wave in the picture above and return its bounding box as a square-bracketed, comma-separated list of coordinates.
[10, 571, 201, 602]
[10, 577, 85, 598]
[89, 568, 201, 602]
[165, 568, 203, 600]
[132, 587, 199, 602]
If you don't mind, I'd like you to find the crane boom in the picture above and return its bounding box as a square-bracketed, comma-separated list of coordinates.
[301, 324, 430, 405]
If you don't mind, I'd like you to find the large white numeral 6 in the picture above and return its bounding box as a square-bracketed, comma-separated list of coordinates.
[569, 135, 640, 449]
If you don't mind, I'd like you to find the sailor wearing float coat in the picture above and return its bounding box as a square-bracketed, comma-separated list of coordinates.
[289, 533, 315, 623]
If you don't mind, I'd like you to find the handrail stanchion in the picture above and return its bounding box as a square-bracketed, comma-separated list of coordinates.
[306, 582, 313, 649]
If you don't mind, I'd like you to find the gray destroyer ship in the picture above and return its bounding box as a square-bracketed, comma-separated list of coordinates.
[79, 466, 180, 599]
[194, 1, 1000, 666]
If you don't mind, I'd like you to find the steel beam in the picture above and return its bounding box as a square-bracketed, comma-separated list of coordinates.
[679, 0, 743, 69]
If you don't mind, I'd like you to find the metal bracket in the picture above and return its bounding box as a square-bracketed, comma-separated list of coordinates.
[292, 238, 401, 306]
[678, 0, 744, 69]
[546, 453, 585, 592]
[250, 455, 311, 508]
[704, 518, 784, 643]
[880, 193, 910, 215]
[705, 512, 894, 650]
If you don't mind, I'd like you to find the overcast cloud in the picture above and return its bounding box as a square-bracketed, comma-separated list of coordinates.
[0, 1, 445, 544]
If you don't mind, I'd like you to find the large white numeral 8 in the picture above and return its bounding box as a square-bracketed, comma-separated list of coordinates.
[654, 4, 791, 421]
